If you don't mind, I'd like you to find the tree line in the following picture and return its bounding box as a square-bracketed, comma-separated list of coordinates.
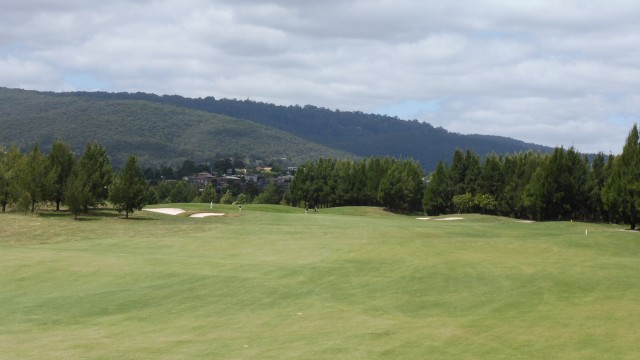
[424, 124, 640, 228]
[289, 157, 425, 213]
[4, 125, 640, 228]
[0, 141, 146, 219]
[0, 140, 293, 217]
[289, 124, 640, 229]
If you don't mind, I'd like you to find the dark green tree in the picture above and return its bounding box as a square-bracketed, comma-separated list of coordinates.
[602, 125, 640, 229]
[176, 159, 196, 178]
[254, 182, 280, 204]
[501, 151, 542, 219]
[378, 160, 424, 213]
[333, 160, 355, 206]
[47, 140, 75, 211]
[109, 155, 148, 219]
[154, 181, 174, 203]
[17, 144, 52, 213]
[563, 147, 589, 220]
[169, 181, 198, 203]
[220, 189, 234, 204]
[0, 147, 7, 212]
[449, 149, 466, 195]
[365, 157, 392, 206]
[423, 161, 452, 215]
[201, 182, 219, 204]
[234, 193, 248, 205]
[587, 152, 607, 221]
[78, 143, 112, 212]
[65, 165, 91, 220]
[479, 153, 504, 198]
[289, 161, 313, 207]
[523, 165, 546, 220]
[0, 146, 25, 212]
[213, 159, 233, 175]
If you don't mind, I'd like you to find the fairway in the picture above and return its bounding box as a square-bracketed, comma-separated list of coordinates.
[2, 205, 640, 359]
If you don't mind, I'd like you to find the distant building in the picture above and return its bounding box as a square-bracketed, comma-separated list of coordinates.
[185, 172, 217, 189]
[217, 175, 242, 189]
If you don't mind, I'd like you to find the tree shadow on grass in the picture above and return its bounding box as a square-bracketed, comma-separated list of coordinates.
[74, 217, 101, 222]
[36, 208, 159, 221]
[89, 208, 121, 218]
[38, 211, 73, 218]
[116, 216, 159, 221]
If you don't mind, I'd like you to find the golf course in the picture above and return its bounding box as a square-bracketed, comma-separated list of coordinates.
[1, 204, 639, 359]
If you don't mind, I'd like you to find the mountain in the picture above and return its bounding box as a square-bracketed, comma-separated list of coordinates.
[0, 88, 354, 166]
[0, 87, 551, 169]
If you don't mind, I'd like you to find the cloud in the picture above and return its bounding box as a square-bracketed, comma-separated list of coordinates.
[1, 0, 640, 153]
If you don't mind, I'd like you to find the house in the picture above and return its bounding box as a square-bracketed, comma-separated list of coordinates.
[185, 172, 217, 189]
[217, 175, 242, 189]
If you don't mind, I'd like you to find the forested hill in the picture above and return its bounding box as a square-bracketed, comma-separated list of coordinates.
[0, 88, 353, 166]
[51, 90, 552, 170]
[1, 87, 551, 169]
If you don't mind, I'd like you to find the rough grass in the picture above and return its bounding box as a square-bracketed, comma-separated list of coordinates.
[1, 205, 640, 359]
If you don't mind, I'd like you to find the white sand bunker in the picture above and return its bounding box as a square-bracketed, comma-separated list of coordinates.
[416, 217, 431, 220]
[143, 208, 185, 215]
[435, 217, 464, 221]
[189, 213, 225, 218]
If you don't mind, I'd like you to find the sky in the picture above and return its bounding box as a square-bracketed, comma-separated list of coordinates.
[2, 1, 640, 154]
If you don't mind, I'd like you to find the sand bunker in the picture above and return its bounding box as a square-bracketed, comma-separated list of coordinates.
[416, 216, 463, 221]
[189, 213, 225, 218]
[143, 208, 185, 215]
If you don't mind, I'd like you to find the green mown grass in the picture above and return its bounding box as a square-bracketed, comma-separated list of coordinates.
[1, 205, 639, 359]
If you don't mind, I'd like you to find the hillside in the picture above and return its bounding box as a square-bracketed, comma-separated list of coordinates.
[0, 88, 354, 166]
[0, 87, 551, 169]
[49, 90, 552, 169]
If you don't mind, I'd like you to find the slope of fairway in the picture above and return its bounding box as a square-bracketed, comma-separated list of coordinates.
[1, 206, 640, 359]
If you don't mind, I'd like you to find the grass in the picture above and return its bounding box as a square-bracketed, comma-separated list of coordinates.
[1, 205, 640, 359]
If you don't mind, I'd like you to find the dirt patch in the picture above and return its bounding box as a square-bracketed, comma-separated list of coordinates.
[142, 208, 185, 215]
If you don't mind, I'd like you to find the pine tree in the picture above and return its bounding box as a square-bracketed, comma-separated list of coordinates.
[0, 146, 24, 213]
[201, 183, 219, 204]
[65, 165, 91, 220]
[423, 161, 452, 215]
[378, 160, 424, 213]
[220, 190, 234, 204]
[254, 182, 280, 204]
[48, 140, 74, 211]
[602, 124, 640, 229]
[109, 155, 148, 219]
[17, 144, 52, 213]
[78, 143, 112, 212]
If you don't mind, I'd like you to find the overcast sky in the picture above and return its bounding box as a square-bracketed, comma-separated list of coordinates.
[2, 0, 640, 154]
